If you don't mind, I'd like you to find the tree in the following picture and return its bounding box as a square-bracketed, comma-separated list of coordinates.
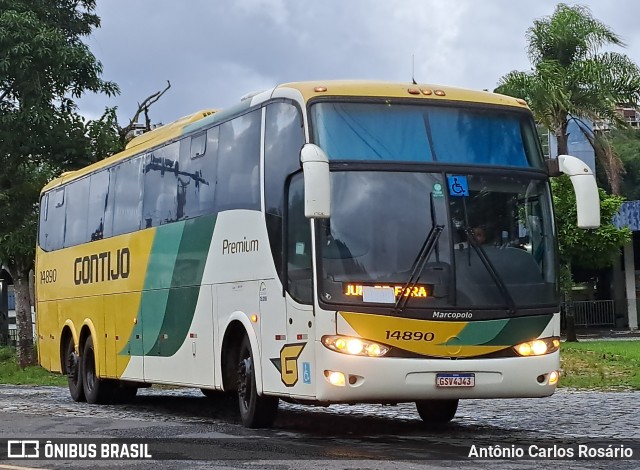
[552, 175, 631, 340]
[552, 176, 631, 271]
[495, 3, 640, 194]
[0, 0, 117, 367]
[609, 128, 640, 201]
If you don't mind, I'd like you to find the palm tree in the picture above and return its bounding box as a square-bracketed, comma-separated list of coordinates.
[495, 3, 640, 194]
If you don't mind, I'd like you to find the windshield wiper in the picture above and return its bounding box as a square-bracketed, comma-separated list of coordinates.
[394, 224, 444, 313]
[464, 227, 517, 315]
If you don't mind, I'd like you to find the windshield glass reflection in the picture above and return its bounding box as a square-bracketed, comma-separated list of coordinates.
[317, 171, 557, 310]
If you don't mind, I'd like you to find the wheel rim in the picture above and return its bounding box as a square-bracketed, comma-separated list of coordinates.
[85, 348, 96, 394]
[67, 346, 79, 385]
[238, 353, 253, 412]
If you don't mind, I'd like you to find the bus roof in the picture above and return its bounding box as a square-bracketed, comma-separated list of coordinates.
[275, 80, 528, 109]
[42, 109, 217, 193]
[41, 81, 528, 193]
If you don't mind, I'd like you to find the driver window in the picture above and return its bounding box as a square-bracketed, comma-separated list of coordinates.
[287, 174, 312, 304]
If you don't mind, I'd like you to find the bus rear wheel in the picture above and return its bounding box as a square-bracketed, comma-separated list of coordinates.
[415, 399, 459, 424]
[237, 336, 278, 428]
[64, 338, 85, 402]
[82, 336, 113, 404]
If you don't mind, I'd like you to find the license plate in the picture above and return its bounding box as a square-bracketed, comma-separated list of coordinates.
[436, 373, 475, 387]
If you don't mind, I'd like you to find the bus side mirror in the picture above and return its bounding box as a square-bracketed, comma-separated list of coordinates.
[300, 144, 331, 219]
[557, 154, 600, 229]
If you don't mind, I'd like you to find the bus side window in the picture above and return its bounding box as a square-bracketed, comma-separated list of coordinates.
[111, 157, 143, 236]
[287, 175, 312, 304]
[38, 193, 49, 250]
[178, 127, 219, 219]
[264, 102, 305, 283]
[44, 188, 66, 251]
[88, 170, 110, 241]
[143, 142, 179, 228]
[214, 109, 261, 212]
[64, 178, 90, 248]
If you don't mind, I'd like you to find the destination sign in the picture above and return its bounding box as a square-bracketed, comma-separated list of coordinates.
[343, 283, 431, 299]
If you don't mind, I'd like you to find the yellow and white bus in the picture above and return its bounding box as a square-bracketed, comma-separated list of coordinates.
[36, 81, 600, 428]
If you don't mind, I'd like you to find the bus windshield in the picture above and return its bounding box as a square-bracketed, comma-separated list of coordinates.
[316, 171, 557, 312]
[310, 101, 544, 168]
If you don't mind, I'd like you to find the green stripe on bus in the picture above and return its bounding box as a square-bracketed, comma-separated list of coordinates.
[480, 314, 553, 346]
[440, 318, 508, 346]
[146, 214, 217, 356]
[124, 222, 186, 356]
[444, 314, 553, 347]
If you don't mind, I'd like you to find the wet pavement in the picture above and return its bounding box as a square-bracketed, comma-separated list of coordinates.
[0, 384, 638, 468]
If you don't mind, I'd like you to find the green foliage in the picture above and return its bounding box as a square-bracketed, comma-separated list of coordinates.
[495, 4, 640, 193]
[0, 346, 66, 385]
[86, 107, 125, 159]
[560, 340, 640, 390]
[0, 1, 121, 274]
[0, 0, 118, 111]
[552, 175, 630, 272]
[0, 1, 123, 366]
[610, 128, 640, 201]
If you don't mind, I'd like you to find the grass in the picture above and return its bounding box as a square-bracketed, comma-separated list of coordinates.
[560, 340, 640, 390]
[0, 346, 67, 386]
[1, 342, 639, 390]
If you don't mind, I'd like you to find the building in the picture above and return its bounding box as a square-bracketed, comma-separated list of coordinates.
[613, 201, 640, 331]
[0, 268, 36, 346]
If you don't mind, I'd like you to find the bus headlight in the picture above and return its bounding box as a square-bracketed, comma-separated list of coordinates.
[514, 337, 560, 356]
[322, 335, 391, 357]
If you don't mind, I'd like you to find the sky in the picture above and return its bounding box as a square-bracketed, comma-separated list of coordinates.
[78, 0, 640, 126]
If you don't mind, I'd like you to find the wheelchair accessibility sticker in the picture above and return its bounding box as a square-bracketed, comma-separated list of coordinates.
[447, 175, 469, 197]
[302, 362, 311, 384]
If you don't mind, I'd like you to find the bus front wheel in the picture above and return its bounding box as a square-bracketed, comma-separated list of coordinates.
[236, 336, 278, 428]
[415, 399, 459, 424]
[82, 336, 113, 404]
[64, 338, 85, 402]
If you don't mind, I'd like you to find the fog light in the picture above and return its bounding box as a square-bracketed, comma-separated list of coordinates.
[548, 370, 559, 385]
[325, 370, 346, 387]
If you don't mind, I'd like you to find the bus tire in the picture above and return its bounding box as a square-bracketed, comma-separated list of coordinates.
[82, 336, 113, 404]
[237, 335, 278, 428]
[415, 399, 459, 424]
[64, 338, 85, 402]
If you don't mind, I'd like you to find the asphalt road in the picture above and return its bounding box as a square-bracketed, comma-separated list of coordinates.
[0, 384, 638, 469]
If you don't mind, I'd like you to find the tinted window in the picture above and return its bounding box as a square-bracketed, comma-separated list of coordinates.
[264, 102, 305, 279]
[215, 110, 261, 212]
[112, 157, 143, 236]
[143, 142, 179, 227]
[178, 128, 218, 219]
[38, 194, 48, 249]
[311, 102, 542, 168]
[287, 174, 312, 304]
[87, 170, 110, 241]
[64, 178, 90, 247]
[43, 188, 65, 251]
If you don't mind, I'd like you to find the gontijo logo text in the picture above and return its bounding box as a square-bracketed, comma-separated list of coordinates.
[74, 248, 131, 285]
